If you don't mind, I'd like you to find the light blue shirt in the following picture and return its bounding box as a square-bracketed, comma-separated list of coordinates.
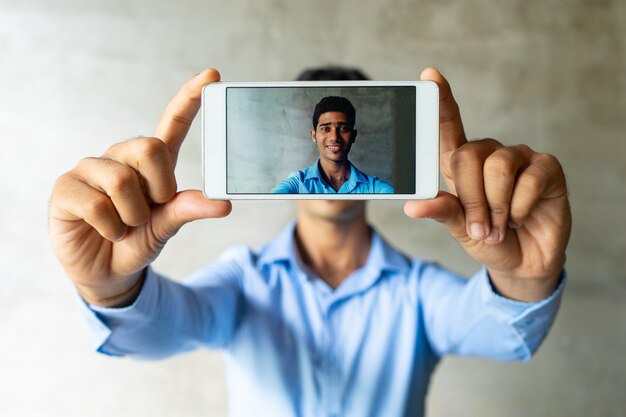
[271, 160, 395, 194]
[80, 223, 565, 417]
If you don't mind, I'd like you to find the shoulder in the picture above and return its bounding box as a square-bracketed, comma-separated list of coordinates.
[373, 178, 394, 193]
[218, 245, 258, 265]
[271, 171, 303, 193]
[383, 253, 457, 288]
[365, 174, 394, 193]
[350, 163, 394, 193]
[185, 245, 256, 286]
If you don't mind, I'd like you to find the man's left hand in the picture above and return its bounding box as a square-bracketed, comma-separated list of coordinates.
[405, 68, 571, 302]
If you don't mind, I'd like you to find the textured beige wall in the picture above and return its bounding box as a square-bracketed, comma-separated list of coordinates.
[1, 0, 624, 416]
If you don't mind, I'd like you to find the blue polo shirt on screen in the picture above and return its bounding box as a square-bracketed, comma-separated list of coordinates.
[271, 159, 394, 194]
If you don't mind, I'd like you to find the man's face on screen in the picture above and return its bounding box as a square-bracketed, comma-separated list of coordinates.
[310, 112, 356, 163]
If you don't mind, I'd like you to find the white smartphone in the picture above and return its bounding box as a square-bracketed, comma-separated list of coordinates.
[202, 81, 439, 199]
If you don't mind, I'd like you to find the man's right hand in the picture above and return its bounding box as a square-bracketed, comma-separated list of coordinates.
[49, 69, 232, 307]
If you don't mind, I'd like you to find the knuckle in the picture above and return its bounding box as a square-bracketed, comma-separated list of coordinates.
[182, 76, 203, 100]
[75, 156, 98, 171]
[439, 99, 460, 123]
[485, 149, 517, 174]
[488, 202, 510, 216]
[520, 170, 546, 192]
[171, 110, 195, 128]
[479, 137, 502, 148]
[450, 145, 478, 170]
[514, 143, 533, 155]
[53, 171, 74, 190]
[83, 195, 113, 220]
[50, 174, 73, 205]
[107, 167, 137, 194]
[104, 141, 124, 157]
[136, 137, 167, 160]
[461, 198, 486, 213]
[536, 152, 560, 169]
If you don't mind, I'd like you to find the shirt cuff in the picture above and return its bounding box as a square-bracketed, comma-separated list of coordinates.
[479, 268, 567, 358]
[76, 267, 161, 356]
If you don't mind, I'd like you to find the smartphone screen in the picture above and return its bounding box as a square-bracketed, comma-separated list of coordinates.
[203, 81, 438, 200]
[226, 86, 416, 195]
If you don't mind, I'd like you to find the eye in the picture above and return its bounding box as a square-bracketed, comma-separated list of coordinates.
[320, 126, 331, 133]
[339, 126, 351, 133]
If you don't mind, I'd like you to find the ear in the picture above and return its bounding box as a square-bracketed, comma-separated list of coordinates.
[310, 129, 317, 143]
[351, 129, 357, 143]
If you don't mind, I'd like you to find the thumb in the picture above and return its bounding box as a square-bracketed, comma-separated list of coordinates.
[404, 191, 468, 242]
[151, 190, 232, 242]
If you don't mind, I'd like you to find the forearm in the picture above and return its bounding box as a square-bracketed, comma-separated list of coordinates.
[421, 263, 566, 361]
[79, 262, 242, 358]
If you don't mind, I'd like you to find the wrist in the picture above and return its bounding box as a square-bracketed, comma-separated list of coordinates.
[487, 269, 562, 302]
[76, 269, 146, 308]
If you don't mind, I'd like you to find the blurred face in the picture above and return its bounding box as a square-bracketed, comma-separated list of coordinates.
[297, 200, 366, 223]
[310, 112, 357, 163]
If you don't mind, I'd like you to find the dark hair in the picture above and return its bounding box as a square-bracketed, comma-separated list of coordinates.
[296, 66, 370, 81]
[312, 96, 356, 129]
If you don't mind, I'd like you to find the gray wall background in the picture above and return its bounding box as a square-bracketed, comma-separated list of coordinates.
[1, 0, 625, 416]
[226, 86, 414, 193]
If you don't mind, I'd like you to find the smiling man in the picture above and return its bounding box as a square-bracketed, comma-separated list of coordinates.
[271, 96, 395, 194]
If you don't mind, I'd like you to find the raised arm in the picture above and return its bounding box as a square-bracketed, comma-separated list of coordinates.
[405, 68, 571, 302]
[49, 69, 232, 308]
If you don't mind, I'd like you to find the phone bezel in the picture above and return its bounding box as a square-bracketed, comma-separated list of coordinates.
[202, 80, 439, 200]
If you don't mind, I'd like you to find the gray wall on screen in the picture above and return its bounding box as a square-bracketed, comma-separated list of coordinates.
[226, 87, 415, 193]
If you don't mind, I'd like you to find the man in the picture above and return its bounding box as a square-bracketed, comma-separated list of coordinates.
[271, 95, 394, 194]
[49, 67, 571, 417]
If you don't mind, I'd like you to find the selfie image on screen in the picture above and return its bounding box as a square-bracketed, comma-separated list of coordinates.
[226, 86, 416, 194]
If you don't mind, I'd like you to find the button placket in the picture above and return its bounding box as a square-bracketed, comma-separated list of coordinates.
[323, 302, 343, 416]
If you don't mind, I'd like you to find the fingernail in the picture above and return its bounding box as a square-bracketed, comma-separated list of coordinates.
[470, 223, 485, 239]
[487, 228, 500, 242]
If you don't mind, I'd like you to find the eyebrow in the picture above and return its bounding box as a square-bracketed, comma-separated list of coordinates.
[318, 122, 350, 127]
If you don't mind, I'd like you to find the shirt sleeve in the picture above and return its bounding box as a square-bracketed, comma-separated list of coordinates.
[418, 263, 566, 361]
[374, 179, 394, 194]
[271, 173, 300, 193]
[77, 249, 248, 359]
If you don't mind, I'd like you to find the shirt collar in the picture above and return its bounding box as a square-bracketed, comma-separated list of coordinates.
[349, 162, 369, 185]
[257, 221, 411, 280]
[303, 161, 322, 181]
[330, 227, 411, 300]
[256, 222, 297, 267]
[303, 160, 367, 186]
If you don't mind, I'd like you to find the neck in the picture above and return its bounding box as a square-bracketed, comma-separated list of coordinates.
[319, 159, 351, 191]
[295, 203, 371, 289]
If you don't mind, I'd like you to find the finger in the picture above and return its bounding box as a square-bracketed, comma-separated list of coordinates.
[509, 152, 565, 228]
[150, 190, 232, 243]
[482, 145, 531, 243]
[74, 157, 151, 227]
[51, 172, 127, 241]
[420, 67, 468, 188]
[450, 139, 502, 240]
[404, 192, 469, 244]
[153, 68, 221, 164]
[105, 137, 177, 204]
